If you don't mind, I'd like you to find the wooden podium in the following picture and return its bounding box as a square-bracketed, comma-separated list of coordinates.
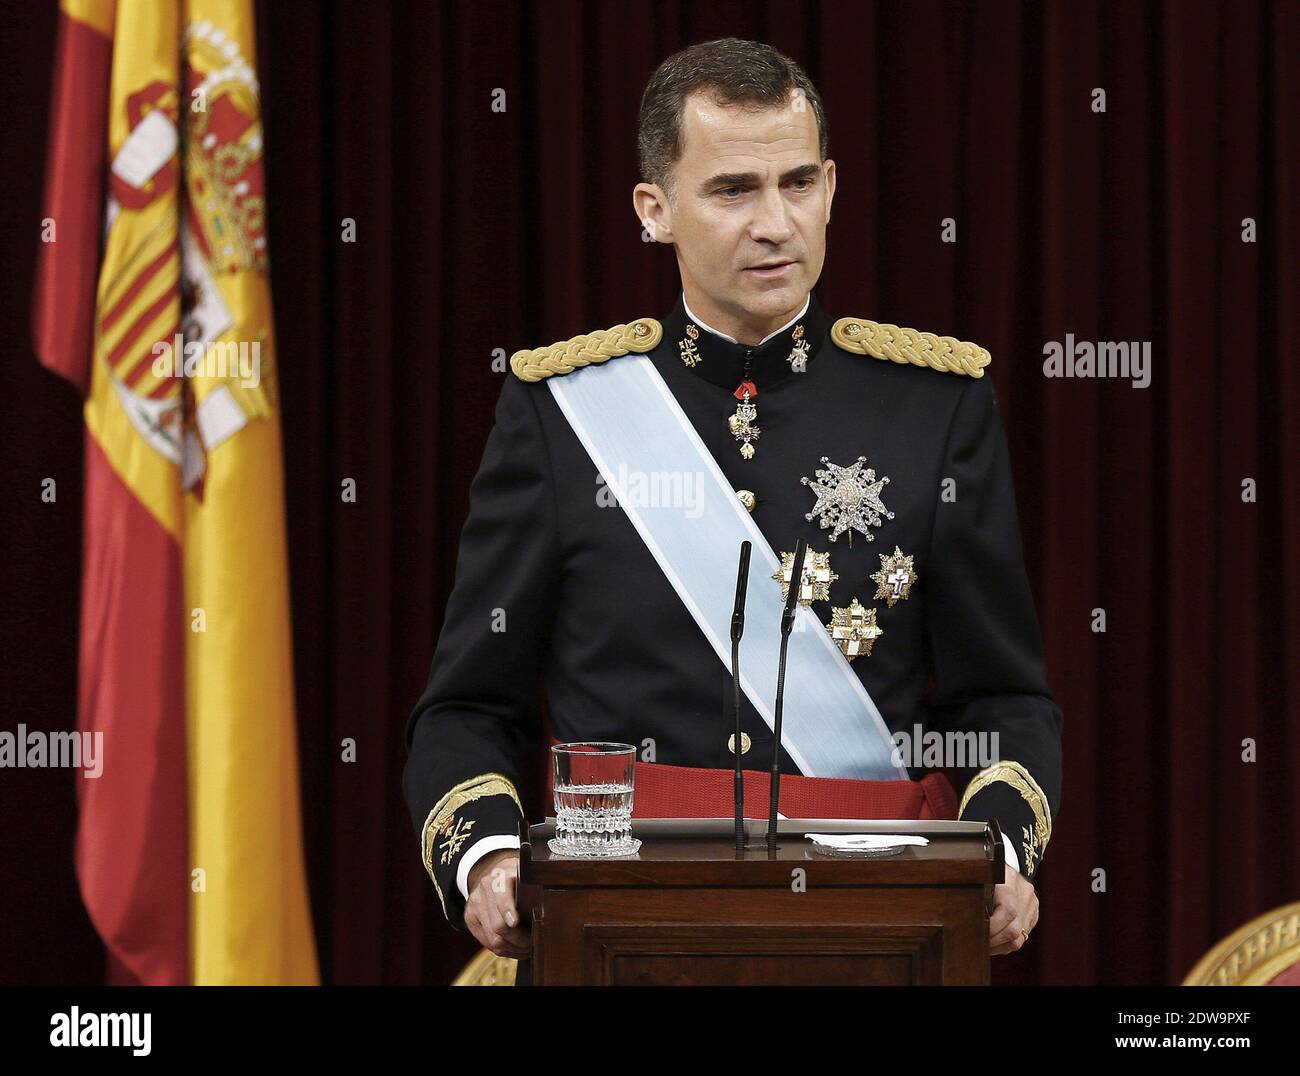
[518, 817, 1003, 986]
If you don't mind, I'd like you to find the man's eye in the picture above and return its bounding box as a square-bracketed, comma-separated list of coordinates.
[719, 187, 743, 197]
[791, 178, 814, 191]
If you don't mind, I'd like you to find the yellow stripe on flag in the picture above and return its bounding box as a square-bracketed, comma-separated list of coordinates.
[185, 413, 318, 984]
[180, 0, 319, 985]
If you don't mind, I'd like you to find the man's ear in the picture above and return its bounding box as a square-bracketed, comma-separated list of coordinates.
[632, 182, 673, 244]
[822, 159, 837, 223]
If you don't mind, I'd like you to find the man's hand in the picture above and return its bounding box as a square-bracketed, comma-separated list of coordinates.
[989, 860, 1039, 955]
[465, 849, 531, 958]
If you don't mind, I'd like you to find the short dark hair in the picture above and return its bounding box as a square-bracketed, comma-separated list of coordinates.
[637, 38, 830, 201]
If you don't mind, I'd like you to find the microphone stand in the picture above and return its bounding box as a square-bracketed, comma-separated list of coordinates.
[768, 538, 807, 852]
[730, 542, 752, 852]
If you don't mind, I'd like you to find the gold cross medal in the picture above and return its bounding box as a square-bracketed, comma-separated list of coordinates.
[728, 380, 761, 459]
[871, 546, 917, 606]
[772, 548, 838, 605]
[828, 598, 883, 660]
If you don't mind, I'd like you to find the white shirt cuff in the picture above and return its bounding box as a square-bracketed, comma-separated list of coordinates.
[1002, 831, 1020, 875]
[456, 834, 522, 900]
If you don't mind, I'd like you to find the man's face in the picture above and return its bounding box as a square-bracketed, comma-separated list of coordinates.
[635, 87, 836, 336]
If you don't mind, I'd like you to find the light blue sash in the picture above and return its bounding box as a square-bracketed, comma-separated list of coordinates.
[548, 356, 906, 781]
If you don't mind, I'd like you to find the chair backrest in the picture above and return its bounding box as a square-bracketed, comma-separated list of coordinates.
[1181, 901, 1300, 985]
[451, 948, 518, 986]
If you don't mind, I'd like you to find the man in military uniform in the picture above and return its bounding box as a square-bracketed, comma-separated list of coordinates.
[403, 38, 1061, 967]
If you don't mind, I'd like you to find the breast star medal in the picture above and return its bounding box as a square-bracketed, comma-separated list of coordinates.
[800, 455, 894, 546]
[828, 598, 883, 659]
[772, 548, 838, 605]
[871, 546, 917, 606]
[679, 323, 702, 367]
[787, 323, 810, 372]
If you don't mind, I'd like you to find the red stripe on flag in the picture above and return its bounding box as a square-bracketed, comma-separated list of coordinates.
[144, 323, 183, 397]
[109, 282, 177, 377]
[100, 246, 176, 334]
[31, 11, 114, 396]
[76, 433, 189, 985]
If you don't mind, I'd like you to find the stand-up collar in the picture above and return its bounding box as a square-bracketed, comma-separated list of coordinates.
[658, 290, 833, 391]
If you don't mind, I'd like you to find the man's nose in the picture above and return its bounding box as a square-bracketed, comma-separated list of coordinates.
[748, 186, 795, 245]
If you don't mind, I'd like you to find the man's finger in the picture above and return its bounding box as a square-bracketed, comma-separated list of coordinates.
[495, 937, 532, 958]
[990, 916, 1023, 948]
[485, 887, 525, 931]
[464, 905, 491, 952]
[470, 896, 528, 957]
[486, 887, 531, 951]
[990, 915, 1027, 952]
[485, 933, 531, 958]
[485, 900, 530, 951]
[471, 880, 528, 956]
[478, 890, 512, 941]
[486, 866, 520, 928]
[481, 914, 531, 958]
[1025, 897, 1040, 934]
[497, 922, 531, 951]
[988, 893, 1015, 938]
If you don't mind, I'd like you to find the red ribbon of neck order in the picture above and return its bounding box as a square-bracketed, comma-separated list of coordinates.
[733, 380, 758, 400]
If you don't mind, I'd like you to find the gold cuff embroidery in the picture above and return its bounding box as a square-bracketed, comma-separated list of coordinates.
[959, 759, 1052, 874]
[439, 818, 476, 865]
[420, 773, 523, 916]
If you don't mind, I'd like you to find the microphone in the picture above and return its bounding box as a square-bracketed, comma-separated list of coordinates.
[730, 541, 752, 852]
[768, 538, 807, 851]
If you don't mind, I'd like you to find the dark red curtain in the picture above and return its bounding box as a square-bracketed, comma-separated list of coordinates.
[2, 0, 1296, 986]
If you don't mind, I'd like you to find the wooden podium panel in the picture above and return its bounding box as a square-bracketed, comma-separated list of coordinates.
[519, 821, 1002, 986]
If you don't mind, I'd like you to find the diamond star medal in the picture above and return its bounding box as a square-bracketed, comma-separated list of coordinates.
[801, 455, 894, 547]
[828, 599, 883, 660]
[871, 546, 917, 607]
[772, 548, 838, 605]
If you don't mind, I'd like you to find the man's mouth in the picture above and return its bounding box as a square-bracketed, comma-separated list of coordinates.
[745, 260, 797, 277]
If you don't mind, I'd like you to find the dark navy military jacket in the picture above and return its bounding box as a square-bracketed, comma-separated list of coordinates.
[404, 290, 1062, 930]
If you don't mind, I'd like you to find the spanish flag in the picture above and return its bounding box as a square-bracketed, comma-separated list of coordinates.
[32, 0, 318, 985]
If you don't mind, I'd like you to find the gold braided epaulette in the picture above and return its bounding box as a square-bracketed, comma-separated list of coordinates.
[831, 317, 990, 378]
[509, 318, 663, 382]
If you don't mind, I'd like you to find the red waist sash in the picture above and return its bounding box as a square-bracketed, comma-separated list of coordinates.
[542, 757, 956, 821]
[632, 762, 956, 820]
